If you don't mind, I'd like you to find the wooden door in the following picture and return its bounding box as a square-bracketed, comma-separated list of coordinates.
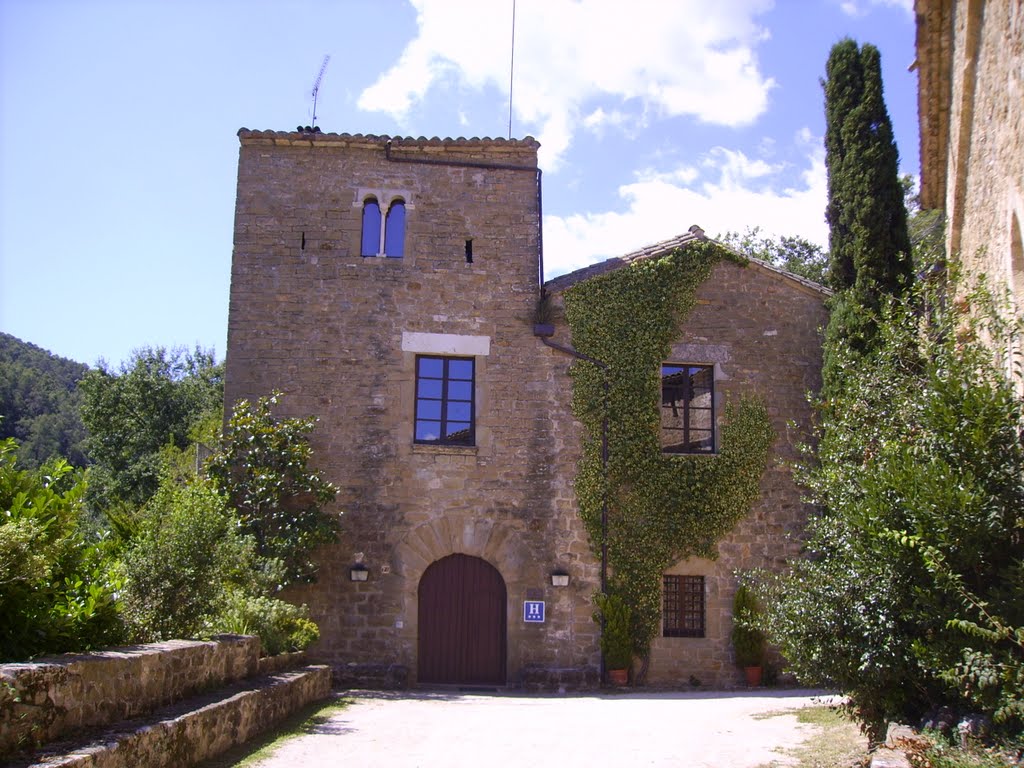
[417, 554, 507, 685]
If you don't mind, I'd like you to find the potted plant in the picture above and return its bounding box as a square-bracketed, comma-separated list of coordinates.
[731, 584, 766, 686]
[593, 592, 633, 685]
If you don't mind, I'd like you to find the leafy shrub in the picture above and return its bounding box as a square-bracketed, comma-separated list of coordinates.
[0, 439, 123, 660]
[119, 476, 259, 642]
[214, 592, 319, 656]
[593, 592, 633, 671]
[758, 273, 1024, 740]
[731, 584, 766, 668]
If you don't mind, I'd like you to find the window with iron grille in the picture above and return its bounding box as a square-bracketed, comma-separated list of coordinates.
[663, 575, 705, 637]
[660, 364, 715, 453]
[415, 355, 475, 446]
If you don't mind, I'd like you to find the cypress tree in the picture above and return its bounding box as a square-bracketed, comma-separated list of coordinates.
[822, 39, 913, 392]
[823, 39, 912, 300]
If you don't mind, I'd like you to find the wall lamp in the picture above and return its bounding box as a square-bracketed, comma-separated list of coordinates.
[551, 570, 570, 587]
[350, 564, 369, 582]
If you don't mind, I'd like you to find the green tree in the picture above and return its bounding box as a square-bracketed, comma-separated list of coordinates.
[822, 39, 913, 398]
[717, 227, 829, 284]
[823, 38, 912, 298]
[206, 392, 339, 585]
[0, 438, 123, 660]
[758, 272, 1024, 740]
[0, 333, 90, 468]
[79, 346, 223, 509]
[118, 475, 260, 642]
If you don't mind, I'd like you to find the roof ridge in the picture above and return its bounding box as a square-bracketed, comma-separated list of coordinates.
[237, 129, 541, 148]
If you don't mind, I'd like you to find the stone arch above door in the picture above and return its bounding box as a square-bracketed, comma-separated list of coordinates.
[391, 515, 528, 587]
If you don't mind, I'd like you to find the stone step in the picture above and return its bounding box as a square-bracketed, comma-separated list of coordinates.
[9, 665, 332, 768]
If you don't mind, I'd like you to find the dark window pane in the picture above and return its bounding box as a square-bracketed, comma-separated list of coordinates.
[414, 355, 475, 446]
[445, 422, 471, 441]
[448, 381, 472, 401]
[384, 200, 405, 258]
[361, 199, 381, 257]
[416, 421, 441, 441]
[417, 379, 442, 399]
[418, 357, 443, 377]
[660, 363, 715, 454]
[417, 400, 442, 420]
[663, 575, 705, 637]
[448, 402, 471, 421]
[448, 359, 473, 379]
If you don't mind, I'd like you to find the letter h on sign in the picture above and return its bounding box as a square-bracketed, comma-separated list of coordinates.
[523, 600, 545, 623]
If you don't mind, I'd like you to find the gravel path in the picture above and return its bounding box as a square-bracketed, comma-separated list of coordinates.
[244, 688, 840, 767]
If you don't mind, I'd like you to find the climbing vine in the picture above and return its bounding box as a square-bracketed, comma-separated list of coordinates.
[562, 242, 775, 676]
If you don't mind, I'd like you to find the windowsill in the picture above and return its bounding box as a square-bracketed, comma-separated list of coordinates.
[412, 443, 478, 456]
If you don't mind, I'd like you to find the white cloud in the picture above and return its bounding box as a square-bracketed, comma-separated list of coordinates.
[837, 0, 913, 17]
[358, 0, 776, 168]
[543, 135, 829, 278]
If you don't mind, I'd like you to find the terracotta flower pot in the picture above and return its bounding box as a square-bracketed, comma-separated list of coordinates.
[607, 668, 629, 686]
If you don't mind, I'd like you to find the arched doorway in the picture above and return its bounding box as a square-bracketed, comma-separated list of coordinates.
[417, 553, 507, 685]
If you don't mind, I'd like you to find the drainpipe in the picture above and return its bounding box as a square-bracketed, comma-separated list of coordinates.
[536, 334, 610, 595]
[538, 333, 610, 682]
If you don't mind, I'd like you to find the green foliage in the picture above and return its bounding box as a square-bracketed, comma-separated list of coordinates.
[0, 333, 90, 468]
[79, 346, 223, 510]
[593, 592, 634, 670]
[717, 227, 829, 285]
[0, 438, 123, 660]
[823, 38, 912, 297]
[731, 584, 767, 667]
[563, 242, 775, 673]
[757, 271, 1024, 739]
[216, 593, 320, 656]
[118, 476, 260, 642]
[822, 39, 913, 403]
[207, 392, 339, 586]
[118, 470, 323, 655]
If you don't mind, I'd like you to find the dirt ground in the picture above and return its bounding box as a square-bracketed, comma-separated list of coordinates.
[241, 688, 844, 767]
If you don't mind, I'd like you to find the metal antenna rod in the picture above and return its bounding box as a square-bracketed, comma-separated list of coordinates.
[311, 55, 331, 128]
[508, 0, 516, 139]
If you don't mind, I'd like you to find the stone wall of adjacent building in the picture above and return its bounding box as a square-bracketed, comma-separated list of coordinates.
[225, 131, 602, 687]
[547, 258, 827, 687]
[917, 0, 1024, 376]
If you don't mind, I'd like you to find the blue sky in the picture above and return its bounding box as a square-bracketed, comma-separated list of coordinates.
[0, 0, 918, 367]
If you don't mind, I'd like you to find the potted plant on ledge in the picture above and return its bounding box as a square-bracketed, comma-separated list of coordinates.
[731, 583, 767, 687]
[593, 592, 633, 685]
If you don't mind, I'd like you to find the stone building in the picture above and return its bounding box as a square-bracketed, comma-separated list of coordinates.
[915, 0, 1024, 365]
[224, 128, 828, 689]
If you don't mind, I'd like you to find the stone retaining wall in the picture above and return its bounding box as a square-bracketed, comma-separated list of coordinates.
[0, 635, 261, 758]
[12, 667, 332, 768]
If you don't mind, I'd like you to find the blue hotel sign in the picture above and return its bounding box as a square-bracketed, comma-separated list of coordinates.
[523, 601, 545, 623]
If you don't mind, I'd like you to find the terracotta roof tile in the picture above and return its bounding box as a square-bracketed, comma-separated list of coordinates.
[237, 129, 541, 149]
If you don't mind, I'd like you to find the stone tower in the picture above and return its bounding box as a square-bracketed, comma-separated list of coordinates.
[224, 130, 601, 688]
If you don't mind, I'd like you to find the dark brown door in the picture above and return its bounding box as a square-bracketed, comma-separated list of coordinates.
[417, 553, 507, 685]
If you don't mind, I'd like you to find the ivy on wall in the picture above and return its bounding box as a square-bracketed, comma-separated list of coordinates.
[561, 242, 775, 673]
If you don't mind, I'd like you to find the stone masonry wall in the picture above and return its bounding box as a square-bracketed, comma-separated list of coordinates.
[943, 1, 1024, 322]
[547, 258, 827, 687]
[224, 130, 825, 689]
[0, 636, 259, 757]
[224, 132, 602, 687]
